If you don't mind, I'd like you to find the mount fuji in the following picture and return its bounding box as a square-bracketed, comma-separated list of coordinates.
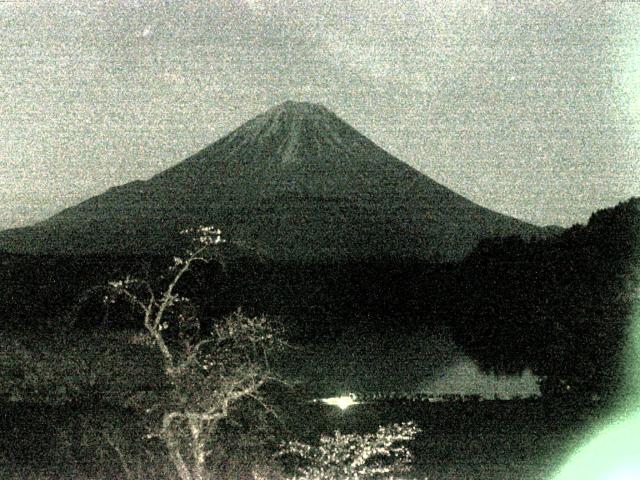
[0, 101, 544, 261]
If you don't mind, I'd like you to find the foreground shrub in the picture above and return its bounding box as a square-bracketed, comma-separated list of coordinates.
[277, 422, 421, 480]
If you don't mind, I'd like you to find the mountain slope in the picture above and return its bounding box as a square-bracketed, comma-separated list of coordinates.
[0, 101, 543, 261]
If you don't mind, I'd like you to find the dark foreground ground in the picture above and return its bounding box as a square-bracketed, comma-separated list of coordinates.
[0, 396, 606, 480]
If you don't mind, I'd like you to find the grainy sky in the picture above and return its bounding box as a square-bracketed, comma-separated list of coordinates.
[1, 0, 639, 229]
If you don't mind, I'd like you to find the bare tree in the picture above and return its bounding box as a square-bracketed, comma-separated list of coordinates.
[108, 226, 283, 480]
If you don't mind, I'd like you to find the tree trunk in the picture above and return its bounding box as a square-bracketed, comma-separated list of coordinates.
[163, 412, 193, 480]
[189, 416, 208, 480]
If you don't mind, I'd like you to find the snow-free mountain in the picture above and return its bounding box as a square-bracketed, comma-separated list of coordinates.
[0, 101, 544, 260]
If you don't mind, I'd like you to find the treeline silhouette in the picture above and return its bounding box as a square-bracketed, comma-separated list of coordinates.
[0, 249, 451, 338]
[0, 198, 637, 401]
[446, 197, 639, 400]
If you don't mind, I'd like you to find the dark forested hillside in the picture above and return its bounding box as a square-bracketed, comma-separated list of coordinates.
[0, 249, 452, 339]
[447, 197, 640, 401]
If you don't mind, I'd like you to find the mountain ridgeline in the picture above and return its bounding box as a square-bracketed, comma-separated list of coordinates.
[0, 101, 543, 261]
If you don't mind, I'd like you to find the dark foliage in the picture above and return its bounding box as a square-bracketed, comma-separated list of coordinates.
[447, 198, 640, 401]
[0, 250, 452, 338]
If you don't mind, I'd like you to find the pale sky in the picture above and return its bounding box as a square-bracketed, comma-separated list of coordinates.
[1, 0, 639, 229]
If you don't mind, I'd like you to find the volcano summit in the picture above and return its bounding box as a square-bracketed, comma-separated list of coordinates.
[0, 101, 542, 260]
